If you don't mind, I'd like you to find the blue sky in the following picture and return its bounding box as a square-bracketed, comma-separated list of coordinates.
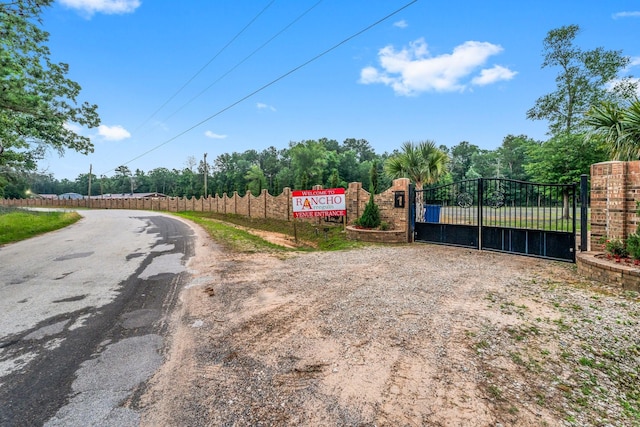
[37, 0, 640, 180]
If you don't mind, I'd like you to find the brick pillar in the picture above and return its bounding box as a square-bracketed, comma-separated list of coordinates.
[347, 182, 362, 224]
[390, 178, 411, 242]
[590, 161, 640, 251]
[262, 189, 268, 218]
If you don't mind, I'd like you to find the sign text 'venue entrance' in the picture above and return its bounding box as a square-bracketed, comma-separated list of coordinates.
[292, 188, 346, 218]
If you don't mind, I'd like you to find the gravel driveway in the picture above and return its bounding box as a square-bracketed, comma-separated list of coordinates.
[138, 229, 640, 427]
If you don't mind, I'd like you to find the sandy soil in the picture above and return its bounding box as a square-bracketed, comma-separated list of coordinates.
[137, 228, 639, 426]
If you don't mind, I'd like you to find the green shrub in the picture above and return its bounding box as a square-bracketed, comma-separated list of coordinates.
[600, 237, 627, 257]
[604, 238, 627, 257]
[626, 233, 640, 260]
[358, 193, 381, 229]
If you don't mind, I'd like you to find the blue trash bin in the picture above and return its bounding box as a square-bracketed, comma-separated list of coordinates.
[424, 205, 441, 223]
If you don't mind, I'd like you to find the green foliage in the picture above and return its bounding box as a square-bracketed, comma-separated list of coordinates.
[527, 24, 636, 136]
[586, 100, 640, 161]
[525, 133, 608, 184]
[343, 138, 376, 162]
[177, 213, 287, 253]
[497, 135, 539, 180]
[0, 0, 100, 179]
[370, 160, 379, 194]
[354, 161, 382, 229]
[0, 208, 81, 244]
[357, 193, 381, 229]
[329, 169, 340, 189]
[602, 238, 628, 258]
[625, 234, 640, 260]
[449, 141, 479, 182]
[12, 127, 610, 201]
[177, 211, 363, 251]
[384, 140, 448, 190]
[289, 140, 328, 189]
[621, 202, 640, 260]
[244, 164, 267, 196]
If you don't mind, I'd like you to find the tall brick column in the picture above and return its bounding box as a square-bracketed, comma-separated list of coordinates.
[590, 161, 640, 250]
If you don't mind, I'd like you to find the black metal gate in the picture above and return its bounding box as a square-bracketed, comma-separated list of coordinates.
[414, 178, 577, 262]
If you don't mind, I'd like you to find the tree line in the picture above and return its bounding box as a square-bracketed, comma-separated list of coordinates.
[1, 0, 638, 200]
[4, 133, 605, 199]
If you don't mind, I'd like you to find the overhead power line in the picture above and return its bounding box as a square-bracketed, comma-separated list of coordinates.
[103, 0, 418, 176]
[162, 0, 325, 123]
[133, 0, 276, 133]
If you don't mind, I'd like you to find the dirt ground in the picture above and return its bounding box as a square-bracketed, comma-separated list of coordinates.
[137, 227, 640, 426]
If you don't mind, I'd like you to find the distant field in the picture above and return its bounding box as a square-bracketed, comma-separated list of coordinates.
[422, 205, 589, 232]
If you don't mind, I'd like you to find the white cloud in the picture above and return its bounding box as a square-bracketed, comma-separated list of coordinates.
[630, 56, 640, 67]
[256, 102, 276, 112]
[98, 124, 131, 141]
[59, 0, 141, 16]
[393, 20, 408, 29]
[204, 131, 227, 139]
[360, 38, 514, 95]
[613, 11, 640, 19]
[605, 77, 640, 97]
[471, 65, 517, 86]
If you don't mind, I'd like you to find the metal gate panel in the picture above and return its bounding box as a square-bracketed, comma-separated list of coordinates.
[481, 227, 576, 261]
[414, 178, 576, 262]
[415, 223, 479, 249]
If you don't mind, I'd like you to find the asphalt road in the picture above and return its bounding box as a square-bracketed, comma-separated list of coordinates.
[0, 209, 196, 427]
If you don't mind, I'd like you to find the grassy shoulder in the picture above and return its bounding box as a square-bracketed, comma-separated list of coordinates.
[175, 211, 367, 253]
[0, 207, 82, 245]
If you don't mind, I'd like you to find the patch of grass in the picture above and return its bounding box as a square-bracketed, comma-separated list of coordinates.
[580, 384, 593, 396]
[175, 211, 366, 252]
[0, 208, 81, 245]
[579, 357, 595, 368]
[620, 397, 640, 420]
[485, 292, 497, 303]
[570, 303, 583, 311]
[488, 384, 503, 400]
[475, 340, 490, 351]
[509, 351, 525, 366]
[506, 327, 526, 342]
[553, 317, 571, 332]
[175, 213, 289, 253]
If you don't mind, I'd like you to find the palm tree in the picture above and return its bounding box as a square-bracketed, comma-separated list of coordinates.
[384, 140, 448, 221]
[585, 99, 640, 161]
[384, 141, 448, 191]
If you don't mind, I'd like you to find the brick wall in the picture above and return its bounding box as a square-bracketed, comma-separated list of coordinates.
[2, 178, 412, 241]
[590, 161, 640, 250]
[577, 253, 640, 292]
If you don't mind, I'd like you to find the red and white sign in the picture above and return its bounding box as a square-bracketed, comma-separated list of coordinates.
[292, 188, 346, 218]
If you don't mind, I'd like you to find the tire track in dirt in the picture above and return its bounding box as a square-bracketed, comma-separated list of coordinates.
[140, 240, 612, 426]
[374, 270, 495, 427]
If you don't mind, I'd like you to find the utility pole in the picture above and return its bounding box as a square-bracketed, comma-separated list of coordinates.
[203, 152, 208, 197]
